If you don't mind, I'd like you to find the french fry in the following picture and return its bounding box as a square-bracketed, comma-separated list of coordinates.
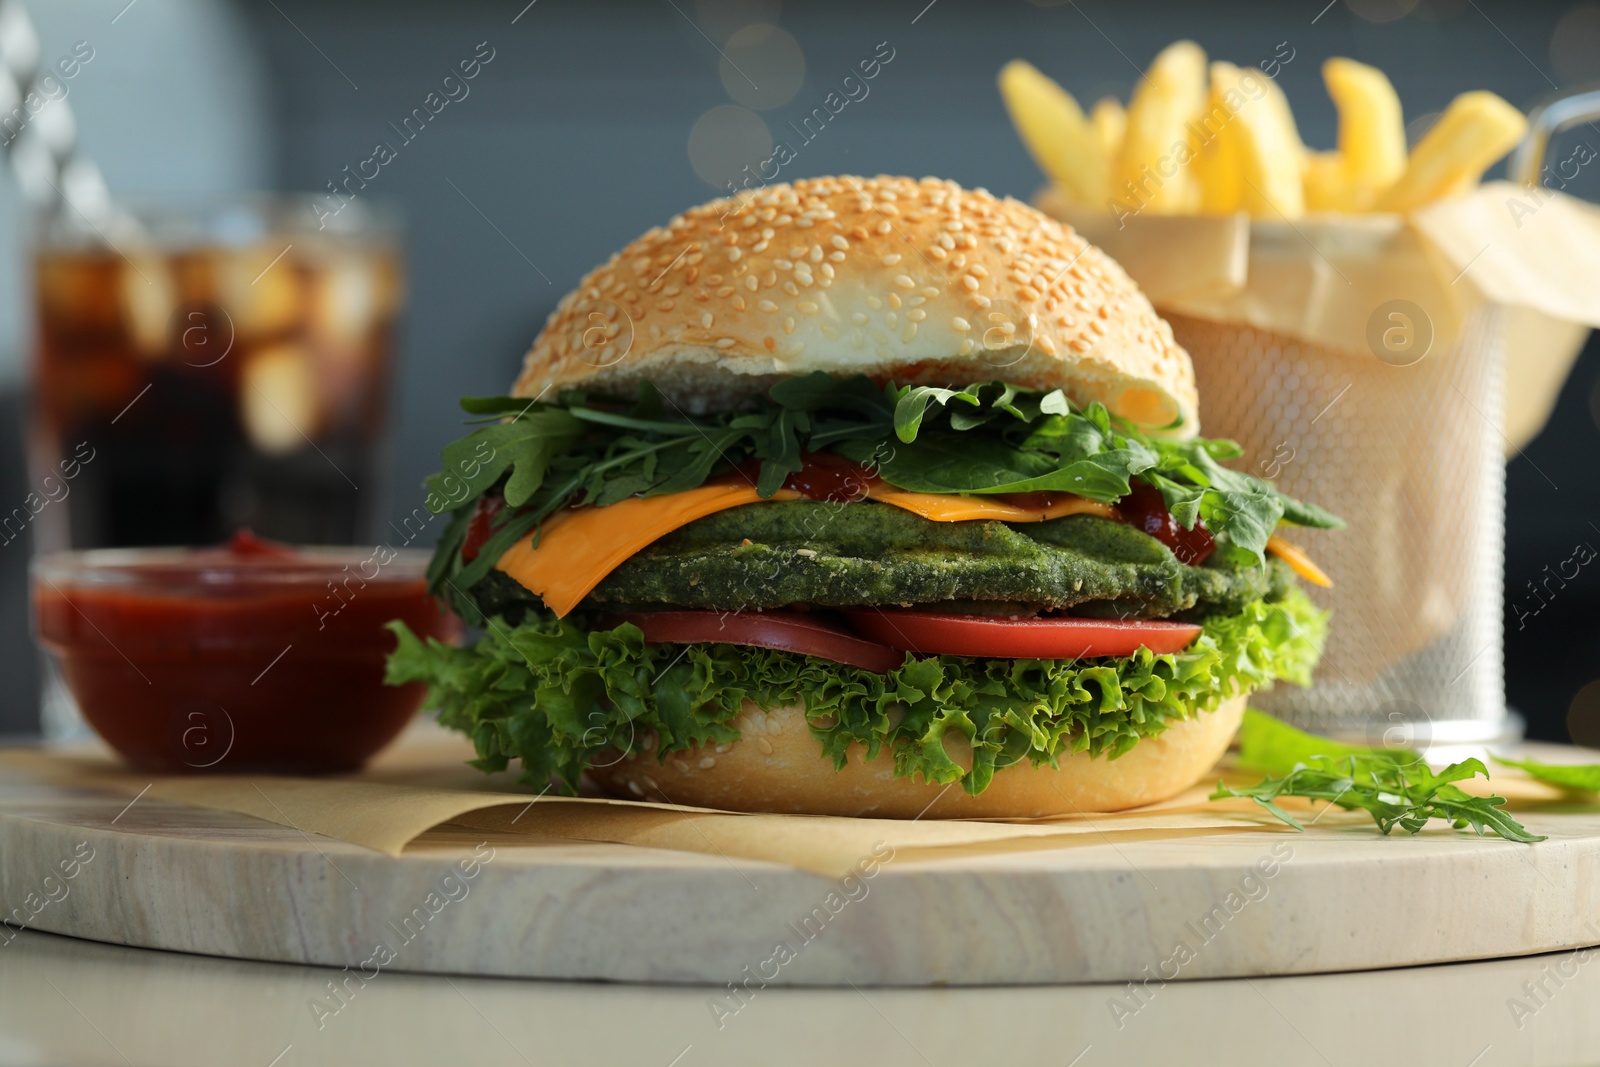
[1115, 40, 1207, 214]
[1210, 62, 1305, 218]
[1323, 58, 1406, 209]
[1192, 66, 1243, 213]
[1374, 90, 1527, 212]
[1302, 150, 1357, 212]
[1090, 96, 1126, 162]
[998, 60, 1109, 204]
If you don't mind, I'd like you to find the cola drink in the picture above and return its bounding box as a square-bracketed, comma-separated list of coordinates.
[24, 197, 403, 551]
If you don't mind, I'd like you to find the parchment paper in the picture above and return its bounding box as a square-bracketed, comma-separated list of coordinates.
[1040, 182, 1600, 451]
[0, 730, 1571, 877]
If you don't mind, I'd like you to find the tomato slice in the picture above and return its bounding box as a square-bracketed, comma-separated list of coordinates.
[609, 610, 906, 674]
[841, 610, 1202, 659]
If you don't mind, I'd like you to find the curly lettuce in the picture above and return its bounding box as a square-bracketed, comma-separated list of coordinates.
[386, 589, 1328, 797]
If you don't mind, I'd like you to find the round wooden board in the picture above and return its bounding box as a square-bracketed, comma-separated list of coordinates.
[3, 762, 1598, 986]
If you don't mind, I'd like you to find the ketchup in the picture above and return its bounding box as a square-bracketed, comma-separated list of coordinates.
[779, 451, 879, 502]
[33, 531, 457, 774]
[1117, 482, 1216, 565]
[461, 494, 506, 561]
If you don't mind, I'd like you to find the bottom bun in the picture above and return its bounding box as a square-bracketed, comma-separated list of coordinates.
[590, 694, 1247, 818]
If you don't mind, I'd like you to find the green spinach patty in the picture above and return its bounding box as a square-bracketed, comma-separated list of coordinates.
[471, 500, 1292, 622]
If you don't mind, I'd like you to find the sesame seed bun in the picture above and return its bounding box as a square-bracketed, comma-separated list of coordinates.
[513, 175, 1199, 432]
[590, 694, 1245, 817]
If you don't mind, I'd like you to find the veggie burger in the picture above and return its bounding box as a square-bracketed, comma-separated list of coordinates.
[388, 175, 1339, 818]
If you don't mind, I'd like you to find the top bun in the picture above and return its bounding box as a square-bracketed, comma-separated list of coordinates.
[513, 175, 1198, 432]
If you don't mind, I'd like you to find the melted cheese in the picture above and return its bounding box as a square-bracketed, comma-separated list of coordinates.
[496, 484, 800, 617]
[1267, 533, 1333, 588]
[864, 485, 1114, 523]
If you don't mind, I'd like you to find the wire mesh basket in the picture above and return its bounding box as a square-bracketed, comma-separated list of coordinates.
[1166, 306, 1512, 752]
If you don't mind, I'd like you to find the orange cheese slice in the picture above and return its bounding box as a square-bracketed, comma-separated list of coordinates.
[1267, 533, 1332, 588]
[496, 484, 800, 617]
[863, 484, 1114, 523]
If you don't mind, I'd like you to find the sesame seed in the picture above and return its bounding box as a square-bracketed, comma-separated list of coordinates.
[882, 253, 902, 266]
[700, 312, 713, 328]
[952, 316, 971, 331]
[907, 308, 926, 322]
[894, 274, 916, 289]
[830, 235, 849, 251]
[798, 301, 820, 315]
[715, 337, 737, 348]
[744, 276, 759, 292]
[851, 311, 869, 325]
[1018, 285, 1041, 301]
[962, 275, 980, 291]
[728, 248, 742, 261]
[783, 316, 796, 334]
[758, 299, 779, 313]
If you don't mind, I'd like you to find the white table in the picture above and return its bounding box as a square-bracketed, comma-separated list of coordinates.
[1, 923, 1596, 1066]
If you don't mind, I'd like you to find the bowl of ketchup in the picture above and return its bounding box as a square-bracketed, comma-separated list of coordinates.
[32, 530, 458, 774]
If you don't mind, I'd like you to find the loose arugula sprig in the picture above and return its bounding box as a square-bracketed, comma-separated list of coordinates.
[1212, 709, 1544, 843]
[420, 376, 1341, 620]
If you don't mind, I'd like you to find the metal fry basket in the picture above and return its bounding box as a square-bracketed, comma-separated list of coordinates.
[1167, 305, 1513, 753]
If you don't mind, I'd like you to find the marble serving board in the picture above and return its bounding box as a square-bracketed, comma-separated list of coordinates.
[2, 751, 1599, 986]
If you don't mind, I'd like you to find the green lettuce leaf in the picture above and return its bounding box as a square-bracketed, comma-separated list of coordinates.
[1493, 754, 1600, 793]
[1233, 706, 1399, 774]
[386, 589, 1329, 797]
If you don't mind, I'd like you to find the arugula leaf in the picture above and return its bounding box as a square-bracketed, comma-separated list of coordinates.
[1212, 756, 1544, 843]
[388, 590, 1329, 796]
[1221, 709, 1543, 842]
[418, 374, 1341, 610]
[893, 384, 984, 441]
[1493, 754, 1600, 793]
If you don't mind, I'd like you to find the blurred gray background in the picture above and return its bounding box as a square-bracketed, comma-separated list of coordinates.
[2, 0, 1599, 740]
